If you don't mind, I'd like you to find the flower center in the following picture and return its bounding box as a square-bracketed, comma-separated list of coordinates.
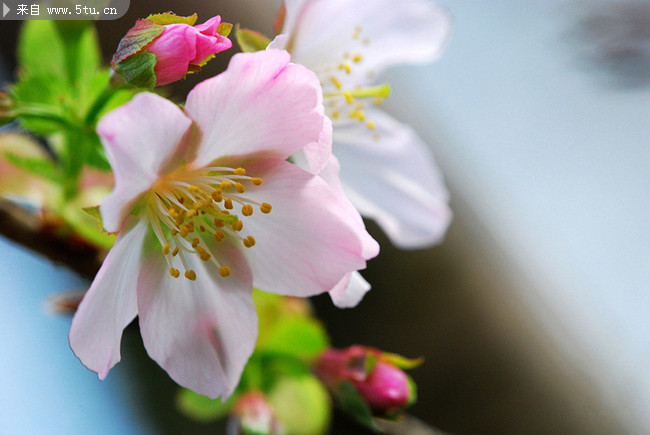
[146, 165, 272, 281]
[315, 25, 391, 137]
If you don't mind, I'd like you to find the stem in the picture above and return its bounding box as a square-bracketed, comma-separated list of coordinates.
[83, 82, 116, 126]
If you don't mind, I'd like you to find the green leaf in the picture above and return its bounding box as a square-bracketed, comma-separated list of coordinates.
[217, 22, 233, 38]
[259, 317, 329, 362]
[54, 21, 101, 87]
[268, 375, 331, 435]
[176, 388, 237, 423]
[235, 26, 271, 53]
[63, 204, 115, 249]
[114, 51, 158, 89]
[4, 153, 61, 183]
[18, 21, 67, 79]
[112, 19, 164, 66]
[335, 381, 377, 431]
[82, 205, 101, 223]
[147, 12, 197, 26]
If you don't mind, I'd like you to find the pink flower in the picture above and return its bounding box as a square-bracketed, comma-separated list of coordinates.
[148, 16, 232, 86]
[69, 50, 378, 398]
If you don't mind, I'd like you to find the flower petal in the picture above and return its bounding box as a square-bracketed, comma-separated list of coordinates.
[329, 271, 371, 308]
[184, 50, 326, 168]
[97, 92, 192, 232]
[137, 239, 256, 399]
[275, 0, 451, 83]
[148, 25, 197, 86]
[333, 108, 452, 248]
[237, 158, 376, 297]
[69, 217, 149, 379]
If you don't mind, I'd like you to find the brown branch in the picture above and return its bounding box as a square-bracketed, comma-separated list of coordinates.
[0, 199, 104, 279]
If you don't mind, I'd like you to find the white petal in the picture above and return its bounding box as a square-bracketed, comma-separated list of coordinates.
[333, 108, 452, 248]
[97, 93, 192, 232]
[276, 0, 451, 83]
[136, 239, 256, 399]
[329, 271, 371, 308]
[184, 50, 326, 169]
[69, 217, 149, 379]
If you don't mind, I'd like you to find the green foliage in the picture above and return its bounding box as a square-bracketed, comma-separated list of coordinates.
[268, 375, 331, 435]
[4, 153, 61, 184]
[147, 12, 197, 26]
[235, 26, 271, 53]
[335, 381, 377, 431]
[177, 388, 237, 423]
[259, 317, 329, 362]
[114, 51, 157, 90]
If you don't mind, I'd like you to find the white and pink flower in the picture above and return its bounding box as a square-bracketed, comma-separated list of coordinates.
[271, 0, 453, 249]
[70, 49, 378, 398]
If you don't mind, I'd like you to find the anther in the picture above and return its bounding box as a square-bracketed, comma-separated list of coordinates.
[243, 235, 256, 248]
[199, 225, 206, 232]
[219, 266, 231, 277]
[169, 268, 180, 278]
[162, 243, 170, 255]
[242, 204, 254, 216]
[343, 91, 354, 105]
[214, 230, 225, 242]
[260, 203, 272, 214]
[353, 54, 362, 63]
[232, 220, 244, 231]
[235, 182, 245, 193]
[233, 167, 246, 175]
[172, 247, 179, 257]
[221, 181, 233, 190]
[191, 238, 200, 248]
[185, 270, 197, 281]
[366, 120, 376, 130]
[211, 189, 223, 202]
[251, 178, 263, 186]
[224, 198, 233, 210]
[214, 218, 225, 227]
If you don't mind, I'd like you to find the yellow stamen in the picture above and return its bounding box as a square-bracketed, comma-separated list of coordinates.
[366, 120, 376, 130]
[232, 220, 244, 231]
[172, 247, 179, 257]
[191, 238, 200, 248]
[185, 270, 197, 281]
[162, 243, 170, 255]
[260, 203, 272, 214]
[221, 181, 233, 190]
[233, 167, 246, 175]
[169, 268, 180, 278]
[353, 54, 362, 63]
[242, 204, 254, 216]
[219, 266, 231, 277]
[251, 178, 263, 186]
[211, 189, 223, 202]
[235, 182, 245, 193]
[224, 198, 233, 210]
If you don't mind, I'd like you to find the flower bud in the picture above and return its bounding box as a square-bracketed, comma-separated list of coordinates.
[112, 13, 233, 88]
[315, 346, 416, 413]
[230, 391, 284, 435]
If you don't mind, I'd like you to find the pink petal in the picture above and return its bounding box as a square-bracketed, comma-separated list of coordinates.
[237, 158, 376, 297]
[184, 50, 326, 168]
[148, 25, 197, 86]
[329, 271, 371, 308]
[69, 217, 149, 379]
[137, 239, 256, 399]
[97, 93, 192, 232]
[191, 31, 232, 65]
[193, 15, 222, 34]
[333, 108, 452, 248]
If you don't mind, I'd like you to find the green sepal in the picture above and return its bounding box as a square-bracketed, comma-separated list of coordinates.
[112, 19, 164, 67]
[4, 153, 62, 184]
[365, 353, 379, 377]
[380, 352, 423, 370]
[176, 388, 237, 423]
[235, 26, 271, 53]
[114, 51, 158, 90]
[217, 22, 233, 37]
[258, 316, 329, 363]
[146, 12, 197, 26]
[335, 381, 377, 431]
[82, 205, 101, 224]
[405, 374, 417, 408]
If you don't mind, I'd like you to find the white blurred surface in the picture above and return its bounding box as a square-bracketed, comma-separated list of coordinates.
[383, 0, 650, 431]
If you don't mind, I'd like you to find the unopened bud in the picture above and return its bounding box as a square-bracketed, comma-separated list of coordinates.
[315, 346, 417, 413]
[230, 391, 284, 434]
[111, 13, 233, 88]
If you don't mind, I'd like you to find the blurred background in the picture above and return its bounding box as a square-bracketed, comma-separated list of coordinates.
[1, 0, 649, 433]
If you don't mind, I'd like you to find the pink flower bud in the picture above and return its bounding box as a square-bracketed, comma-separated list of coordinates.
[315, 346, 414, 413]
[231, 391, 283, 434]
[147, 16, 232, 86]
[111, 14, 232, 88]
[352, 360, 411, 411]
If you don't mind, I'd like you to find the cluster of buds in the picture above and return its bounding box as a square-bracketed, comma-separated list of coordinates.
[315, 345, 419, 413]
[111, 12, 233, 88]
